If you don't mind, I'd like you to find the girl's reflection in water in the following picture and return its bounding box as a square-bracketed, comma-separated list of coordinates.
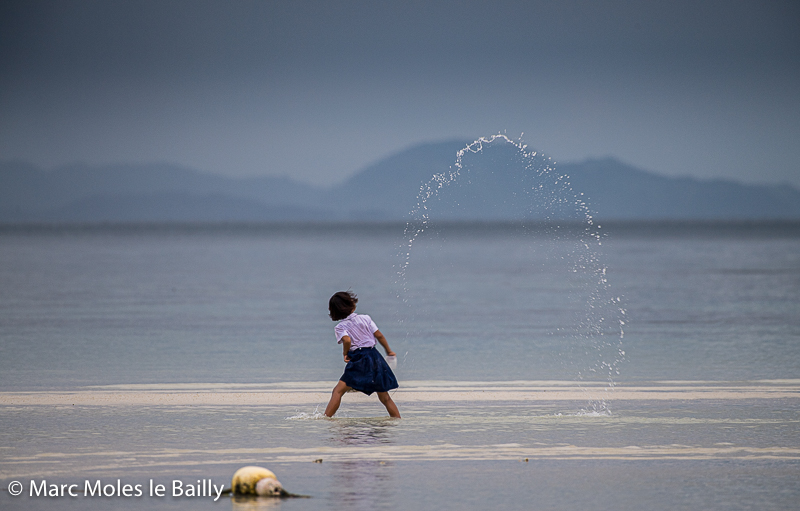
[328, 417, 400, 509]
[329, 416, 399, 446]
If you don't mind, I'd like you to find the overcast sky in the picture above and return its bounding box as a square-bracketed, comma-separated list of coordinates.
[1, 0, 798, 186]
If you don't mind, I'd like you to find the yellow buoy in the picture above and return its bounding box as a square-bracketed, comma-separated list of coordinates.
[231, 466, 276, 495]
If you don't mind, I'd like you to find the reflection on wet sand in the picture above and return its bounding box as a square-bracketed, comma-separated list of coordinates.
[329, 417, 399, 447]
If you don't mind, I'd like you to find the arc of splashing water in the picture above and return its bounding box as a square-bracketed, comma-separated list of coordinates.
[398, 134, 542, 288]
[394, 133, 626, 411]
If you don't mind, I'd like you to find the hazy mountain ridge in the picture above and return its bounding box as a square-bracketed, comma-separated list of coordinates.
[2, 142, 799, 222]
[560, 158, 800, 220]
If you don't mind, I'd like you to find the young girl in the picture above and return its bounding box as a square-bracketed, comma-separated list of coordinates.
[324, 291, 401, 418]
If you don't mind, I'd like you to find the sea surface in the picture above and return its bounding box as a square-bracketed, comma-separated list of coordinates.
[1, 222, 799, 510]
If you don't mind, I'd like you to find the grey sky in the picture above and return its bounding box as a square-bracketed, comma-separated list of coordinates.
[1, 0, 798, 186]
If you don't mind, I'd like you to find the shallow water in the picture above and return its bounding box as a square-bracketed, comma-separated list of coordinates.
[1, 223, 797, 388]
[1, 223, 799, 510]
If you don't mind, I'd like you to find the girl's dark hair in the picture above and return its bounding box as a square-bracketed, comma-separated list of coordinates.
[329, 291, 358, 320]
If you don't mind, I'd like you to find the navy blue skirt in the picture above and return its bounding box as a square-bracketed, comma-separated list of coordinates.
[340, 346, 399, 395]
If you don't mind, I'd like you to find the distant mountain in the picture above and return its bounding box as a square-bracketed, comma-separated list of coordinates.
[560, 158, 800, 220]
[326, 142, 800, 220]
[0, 160, 333, 222]
[1, 142, 799, 222]
[326, 141, 469, 218]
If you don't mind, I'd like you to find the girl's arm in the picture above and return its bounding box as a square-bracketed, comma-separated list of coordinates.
[373, 330, 396, 357]
[341, 335, 352, 362]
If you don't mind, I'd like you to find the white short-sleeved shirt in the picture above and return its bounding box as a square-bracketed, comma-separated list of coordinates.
[335, 313, 378, 349]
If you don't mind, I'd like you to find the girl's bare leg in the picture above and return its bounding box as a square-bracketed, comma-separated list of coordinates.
[324, 380, 351, 417]
[377, 392, 401, 418]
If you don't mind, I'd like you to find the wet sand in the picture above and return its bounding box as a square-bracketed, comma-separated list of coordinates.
[3, 380, 798, 406]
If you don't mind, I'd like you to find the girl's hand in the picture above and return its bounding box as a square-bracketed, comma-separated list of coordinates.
[374, 331, 395, 357]
[341, 336, 352, 363]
